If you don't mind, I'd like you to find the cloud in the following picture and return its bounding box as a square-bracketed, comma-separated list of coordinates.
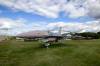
[84, 0, 100, 19]
[47, 21, 100, 33]
[0, 18, 27, 35]
[0, 17, 100, 35]
[0, 0, 62, 18]
[0, 0, 87, 18]
[0, 17, 48, 35]
[0, 18, 25, 29]
[63, 2, 87, 18]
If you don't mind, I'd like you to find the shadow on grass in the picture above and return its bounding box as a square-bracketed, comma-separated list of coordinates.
[39, 43, 67, 48]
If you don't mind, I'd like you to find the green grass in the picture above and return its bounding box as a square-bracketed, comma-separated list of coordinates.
[0, 39, 100, 66]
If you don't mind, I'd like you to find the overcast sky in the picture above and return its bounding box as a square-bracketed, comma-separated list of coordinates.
[0, 0, 100, 35]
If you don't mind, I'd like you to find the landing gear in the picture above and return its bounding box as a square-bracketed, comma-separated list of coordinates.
[44, 43, 50, 48]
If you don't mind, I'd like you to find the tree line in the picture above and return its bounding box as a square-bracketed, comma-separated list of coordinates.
[74, 32, 100, 39]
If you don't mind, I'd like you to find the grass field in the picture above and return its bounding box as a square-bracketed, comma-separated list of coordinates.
[0, 39, 100, 66]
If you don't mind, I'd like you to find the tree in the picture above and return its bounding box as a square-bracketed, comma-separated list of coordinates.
[97, 32, 100, 38]
[74, 32, 99, 39]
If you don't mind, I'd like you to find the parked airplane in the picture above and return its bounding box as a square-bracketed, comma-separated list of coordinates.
[16, 27, 63, 47]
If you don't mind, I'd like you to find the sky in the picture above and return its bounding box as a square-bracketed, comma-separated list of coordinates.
[0, 0, 100, 35]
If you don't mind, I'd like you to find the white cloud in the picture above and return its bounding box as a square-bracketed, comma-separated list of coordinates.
[84, 0, 100, 19]
[47, 21, 100, 33]
[0, 17, 48, 35]
[63, 2, 87, 18]
[0, 0, 87, 18]
[0, 0, 62, 18]
[0, 18, 25, 29]
[0, 18, 27, 35]
[0, 0, 100, 19]
[0, 17, 100, 35]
